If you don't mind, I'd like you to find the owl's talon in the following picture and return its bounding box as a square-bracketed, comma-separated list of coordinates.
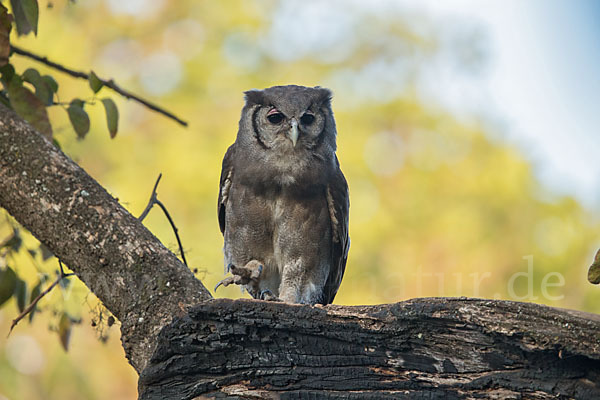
[214, 276, 235, 292]
[226, 263, 234, 273]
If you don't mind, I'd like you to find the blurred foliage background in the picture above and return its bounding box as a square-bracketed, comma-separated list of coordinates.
[0, 1, 598, 399]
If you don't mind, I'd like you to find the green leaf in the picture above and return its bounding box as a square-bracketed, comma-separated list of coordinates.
[28, 280, 41, 322]
[67, 99, 90, 139]
[88, 71, 103, 93]
[22, 68, 52, 105]
[58, 275, 71, 290]
[0, 63, 15, 86]
[10, 0, 38, 36]
[588, 249, 600, 284]
[0, 266, 17, 307]
[70, 98, 84, 108]
[58, 312, 72, 351]
[38, 243, 54, 261]
[21, 68, 39, 81]
[8, 77, 53, 138]
[0, 5, 12, 66]
[14, 278, 27, 313]
[42, 74, 58, 93]
[0, 90, 9, 107]
[1, 229, 22, 252]
[101, 97, 119, 138]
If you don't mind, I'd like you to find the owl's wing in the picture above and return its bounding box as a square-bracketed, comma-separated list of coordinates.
[323, 156, 350, 305]
[218, 145, 236, 235]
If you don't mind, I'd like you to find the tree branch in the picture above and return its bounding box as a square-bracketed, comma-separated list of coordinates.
[10, 45, 188, 127]
[139, 298, 600, 399]
[0, 103, 209, 372]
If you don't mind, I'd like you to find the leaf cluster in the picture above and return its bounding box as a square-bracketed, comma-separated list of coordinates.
[0, 1, 119, 142]
[0, 223, 80, 350]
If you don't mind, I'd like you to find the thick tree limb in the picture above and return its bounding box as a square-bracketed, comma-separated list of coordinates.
[139, 298, 600, 399]
[0, 104, 210, 371]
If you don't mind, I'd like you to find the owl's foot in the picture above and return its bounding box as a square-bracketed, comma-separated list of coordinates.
[259, 289, 280, 302]
[214, 260, 263, 294]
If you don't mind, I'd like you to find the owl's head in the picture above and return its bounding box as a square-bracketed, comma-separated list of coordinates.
[239, 85, 335, 153]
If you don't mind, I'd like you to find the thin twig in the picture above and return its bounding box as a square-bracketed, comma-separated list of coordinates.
[139, 174, 188, 266]
[10, 45, 188, 127]
[139, 173, 162, 222]
[8, 264, 74, 336]
[155, 199, 188, 267]
[58, 259, 66, 276]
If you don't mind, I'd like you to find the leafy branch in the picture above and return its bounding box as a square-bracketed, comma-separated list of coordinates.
[11, 45, 188, 127]
[8, 260, 74, 336]
[0, 2, 187, 145]
[0, 1, 194, 351]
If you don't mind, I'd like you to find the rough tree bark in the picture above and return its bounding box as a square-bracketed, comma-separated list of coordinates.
[139, 298, 600, 399]
[0, 104, 211, 372]
[1, 105, 599, 399]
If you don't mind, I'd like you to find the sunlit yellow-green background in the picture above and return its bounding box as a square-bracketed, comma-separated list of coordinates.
[1, 1, 599, 399]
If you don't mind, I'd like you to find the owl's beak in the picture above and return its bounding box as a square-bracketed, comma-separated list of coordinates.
[288, 118, 299, 147]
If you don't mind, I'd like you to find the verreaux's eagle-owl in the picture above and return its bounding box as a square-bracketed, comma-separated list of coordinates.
[216, 85, 349, 305]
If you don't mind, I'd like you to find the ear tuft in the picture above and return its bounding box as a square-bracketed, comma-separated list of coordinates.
[314, 86, 333, 107]
[244, 89, 265, 105]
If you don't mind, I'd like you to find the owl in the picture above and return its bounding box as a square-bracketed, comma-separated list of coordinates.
[215, 85, 349, 305]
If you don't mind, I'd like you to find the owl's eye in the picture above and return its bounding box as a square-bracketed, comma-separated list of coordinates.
[266, 109, 284, 124]
[300, 113, 315, 125]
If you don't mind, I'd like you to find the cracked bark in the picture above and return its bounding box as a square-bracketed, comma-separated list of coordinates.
[1, 104, 599, 399]
[140, 298, 600, 399]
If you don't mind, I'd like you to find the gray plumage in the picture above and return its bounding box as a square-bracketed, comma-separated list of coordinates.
[216, 85, 349, 305]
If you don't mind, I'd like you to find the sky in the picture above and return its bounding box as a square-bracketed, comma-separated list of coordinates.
[409, 0, 600, 208]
